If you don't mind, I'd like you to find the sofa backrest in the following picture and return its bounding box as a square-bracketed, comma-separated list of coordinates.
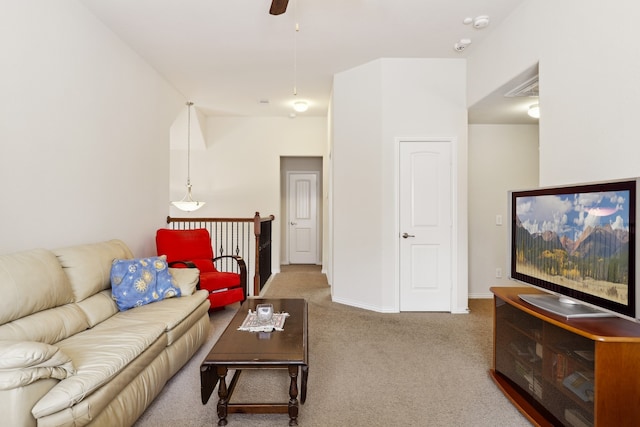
[53, 240, 133, 328]
[0, 248, 74, 325]
[0, 248, 88, 344]
[53, 240, 133, 302]
[0, 240, 134, 343]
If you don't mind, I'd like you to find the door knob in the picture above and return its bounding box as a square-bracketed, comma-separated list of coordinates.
[290, 222, 297, 226]
[402, 232, 415, 239]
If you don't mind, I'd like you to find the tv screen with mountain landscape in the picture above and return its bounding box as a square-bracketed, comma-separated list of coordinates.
[510, 179, 637, 319]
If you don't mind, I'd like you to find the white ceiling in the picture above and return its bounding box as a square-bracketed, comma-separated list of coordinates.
[80, 0, 533, 122]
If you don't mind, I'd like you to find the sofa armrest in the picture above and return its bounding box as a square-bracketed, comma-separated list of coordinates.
[0, 341, 75, 390]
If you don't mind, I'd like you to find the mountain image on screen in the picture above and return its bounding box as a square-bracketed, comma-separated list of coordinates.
[515, 192, 630, 305]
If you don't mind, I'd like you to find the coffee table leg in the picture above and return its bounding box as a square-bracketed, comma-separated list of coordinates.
[288, 365, 299, 426]
[216, 366, 229, 426]
[300, 365, 308, 404]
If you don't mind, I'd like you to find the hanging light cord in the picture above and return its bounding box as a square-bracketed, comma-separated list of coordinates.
[171, 100, 204, 211]
[293, 0, 299, 96]
[186, 101, 193, 190]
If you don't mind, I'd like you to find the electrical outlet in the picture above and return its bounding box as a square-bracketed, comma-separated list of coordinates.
[495, 268, 502, 278]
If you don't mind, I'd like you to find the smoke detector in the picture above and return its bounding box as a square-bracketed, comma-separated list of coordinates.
[463, 15, 490, 29]
[473, 16, 490, 29]
[453, 38, 472, 52]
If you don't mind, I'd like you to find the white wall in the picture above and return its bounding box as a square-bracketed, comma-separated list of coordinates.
[0, 1, 183, 256]
[468, 125, 539, 298]
[332, 58, 468, 313]
[332, 60, 384, 310]
[468, 0, 640, 186]
[169, 116, 328, 272]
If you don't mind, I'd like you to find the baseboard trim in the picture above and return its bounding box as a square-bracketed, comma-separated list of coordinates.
[469, 293, 493, 299]
[331, 296, 397, 313]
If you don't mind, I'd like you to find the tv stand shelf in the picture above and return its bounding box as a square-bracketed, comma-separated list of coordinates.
[490, 287, 640, 427]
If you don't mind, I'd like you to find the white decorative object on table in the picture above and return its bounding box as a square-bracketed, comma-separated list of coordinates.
[238, 308, 289, 332]
[256, 303, 274, 324]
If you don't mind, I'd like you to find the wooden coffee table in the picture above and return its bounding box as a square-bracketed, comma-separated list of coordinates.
[201, 298, 309, 426]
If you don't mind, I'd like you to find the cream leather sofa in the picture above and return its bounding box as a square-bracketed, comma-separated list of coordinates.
[0, 240, 211, 427]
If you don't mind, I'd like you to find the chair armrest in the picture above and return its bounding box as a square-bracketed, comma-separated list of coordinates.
[213, 255, 247, 301]
[168, 260, 197, 268]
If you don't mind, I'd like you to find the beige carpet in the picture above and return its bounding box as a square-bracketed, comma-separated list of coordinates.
[133, 265, 530, 426]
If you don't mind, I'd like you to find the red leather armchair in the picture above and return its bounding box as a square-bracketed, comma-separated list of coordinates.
[156, 228, 247, 310]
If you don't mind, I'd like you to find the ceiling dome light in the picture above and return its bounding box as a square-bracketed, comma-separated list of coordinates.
[527, 103, 540, 119]
[293, 101, 308, 112]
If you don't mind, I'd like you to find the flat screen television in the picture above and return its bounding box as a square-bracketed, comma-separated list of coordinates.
[509, 178, 639, 322]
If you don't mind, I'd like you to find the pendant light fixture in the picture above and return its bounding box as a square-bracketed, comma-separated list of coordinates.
[171, 101, 206, 212]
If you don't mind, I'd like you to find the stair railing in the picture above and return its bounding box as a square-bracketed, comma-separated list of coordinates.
[165, 212, 275, 296]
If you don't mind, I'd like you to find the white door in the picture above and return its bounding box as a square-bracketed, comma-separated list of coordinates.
[288, 172, 318, 264]
[399, 140, 452, 311]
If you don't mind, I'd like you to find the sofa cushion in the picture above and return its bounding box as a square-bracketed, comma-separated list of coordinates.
[34, 333, 171, 427]
[31, 317, 166, 418]
[0, 249, 74, 325]
[0, 341, 75, 390]
[115, 290, 209, 345]
[110, 256, 181, 311]
[54, 240, 133, 302]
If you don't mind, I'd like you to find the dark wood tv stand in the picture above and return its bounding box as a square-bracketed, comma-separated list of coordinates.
[490, 287, 640, 427]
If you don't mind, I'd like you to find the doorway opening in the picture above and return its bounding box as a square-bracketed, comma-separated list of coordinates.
[280, 156, 323, 266]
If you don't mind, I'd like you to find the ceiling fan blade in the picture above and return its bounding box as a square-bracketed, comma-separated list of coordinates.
[269, 0, 289, 15]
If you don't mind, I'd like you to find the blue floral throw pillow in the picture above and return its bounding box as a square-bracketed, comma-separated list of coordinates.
[110, 256, 181, 311]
